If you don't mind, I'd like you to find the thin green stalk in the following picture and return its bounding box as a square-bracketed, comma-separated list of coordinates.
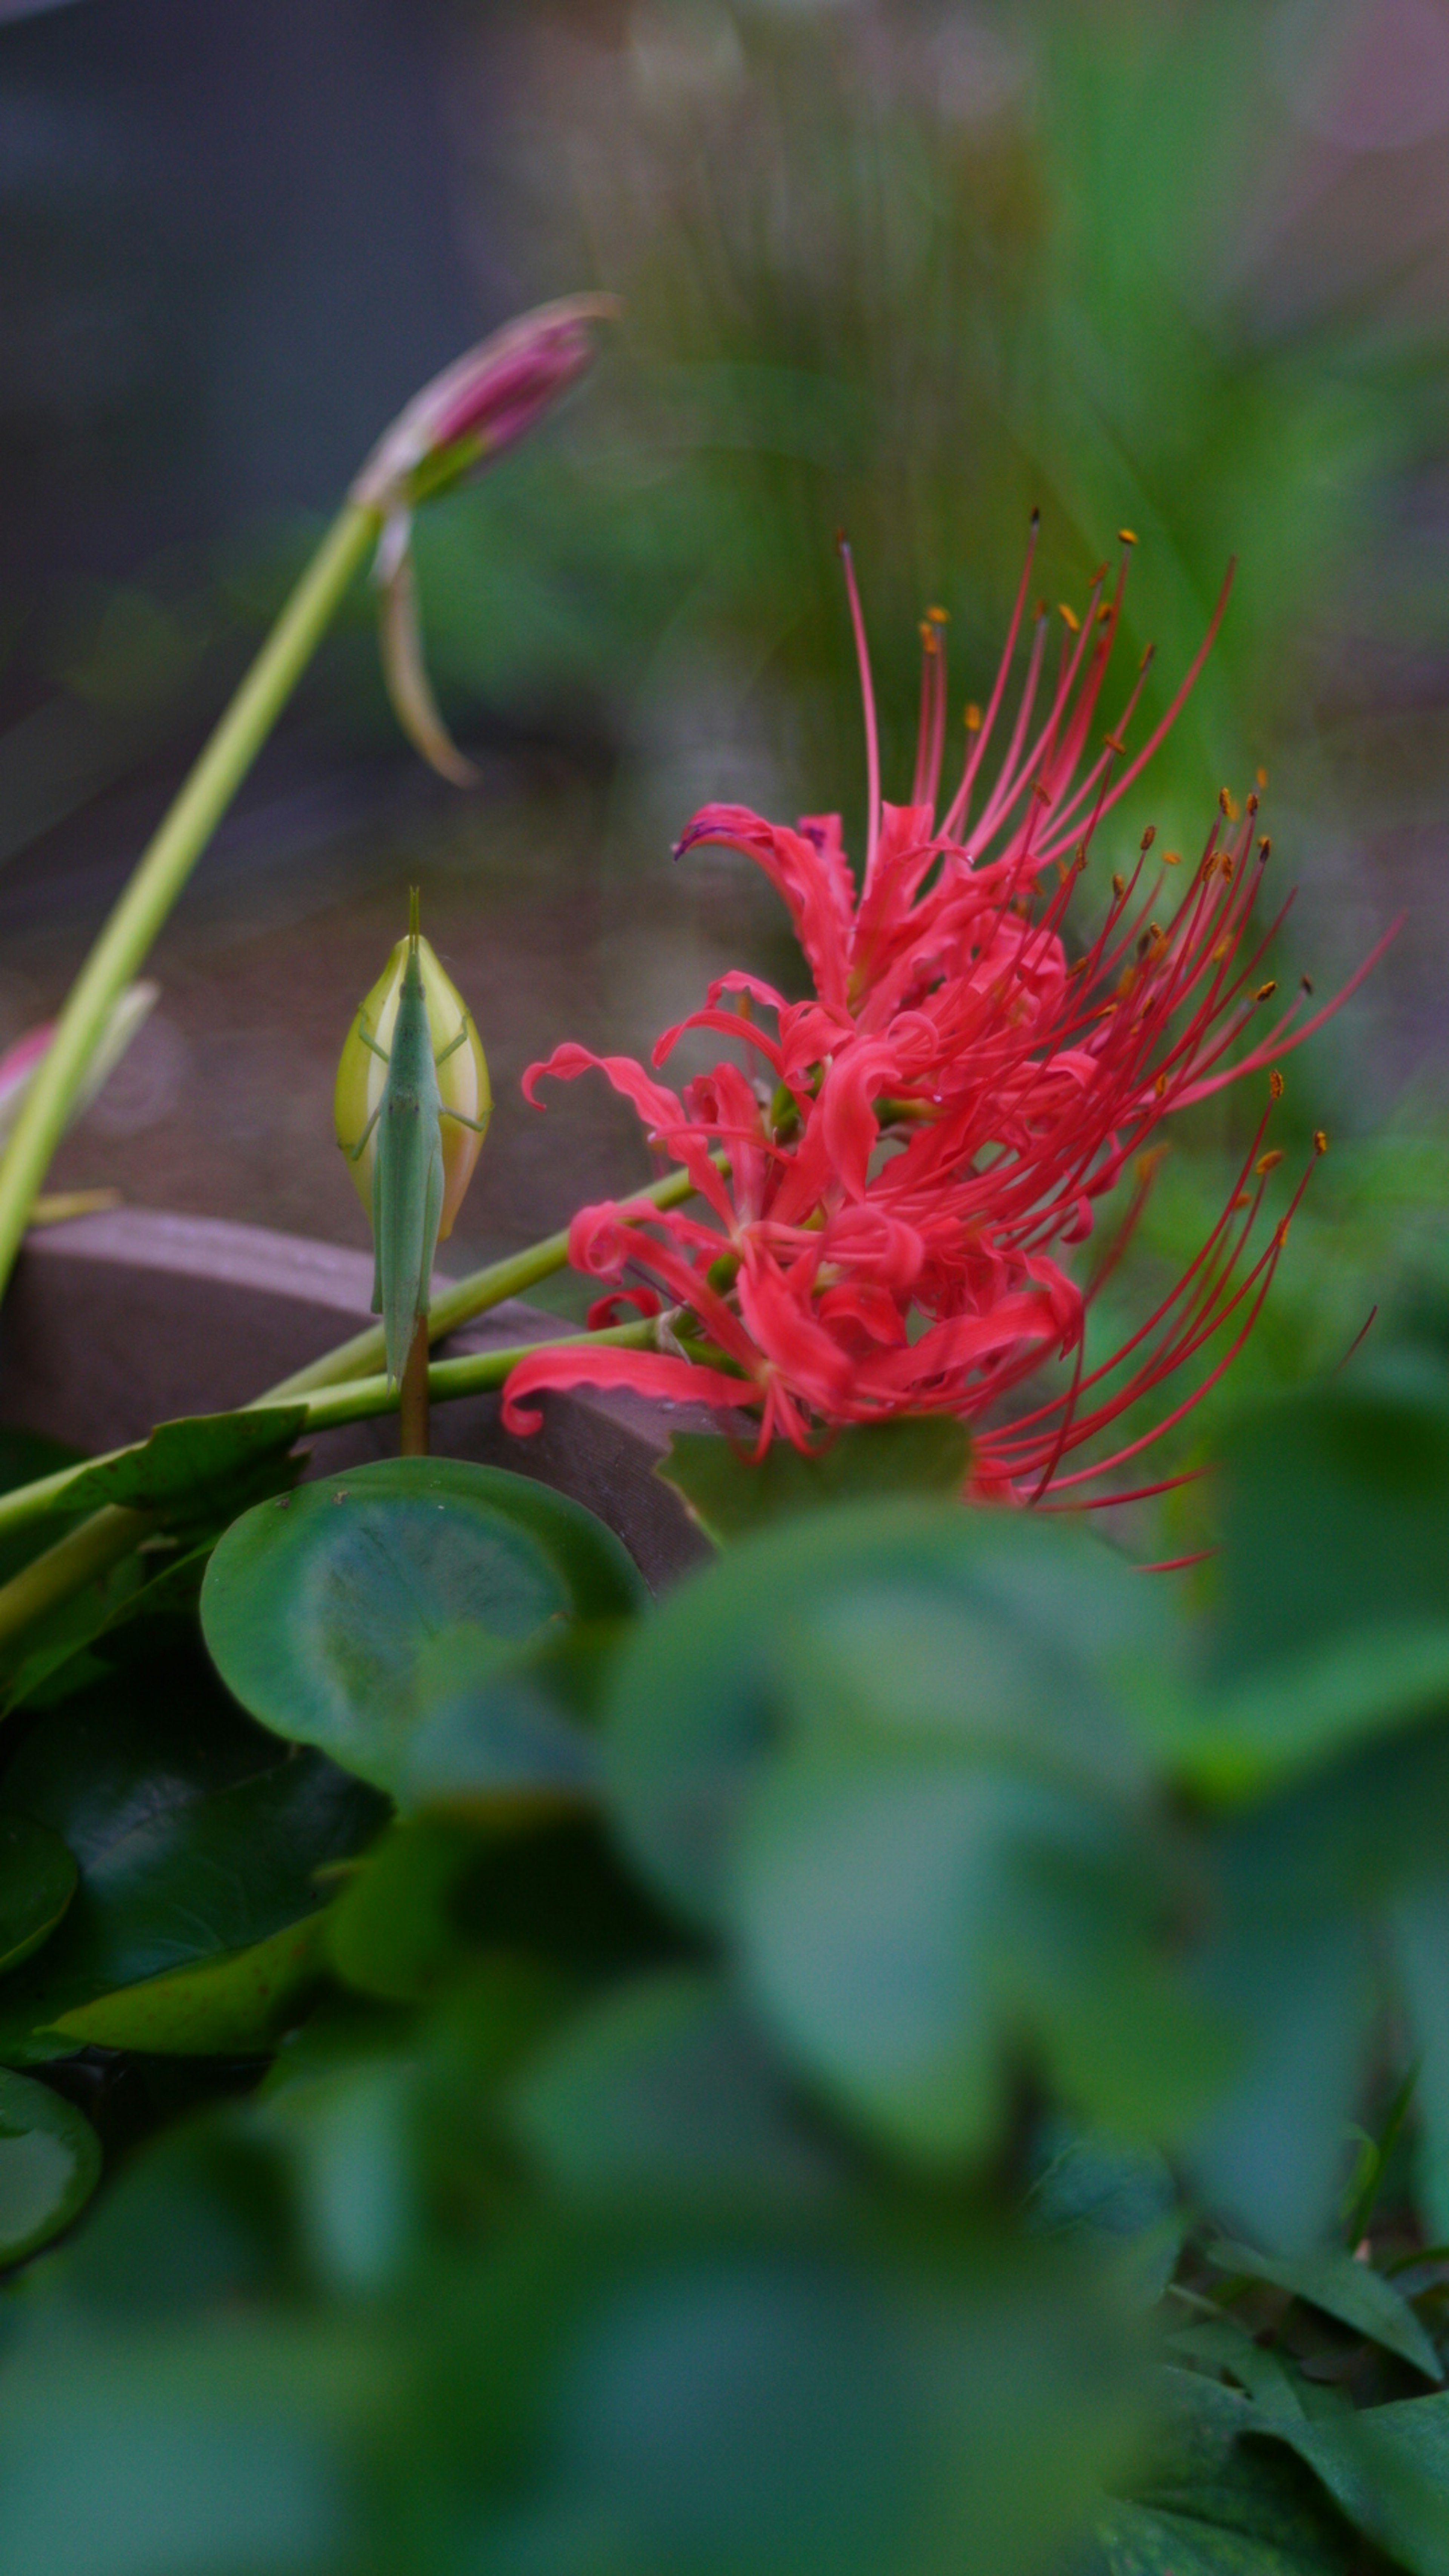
[0, 1507, 154, 1653]
[0, 499, 380, 1297]
[296, 1315, 656, 1431]
[265, 1160, 708, 1400]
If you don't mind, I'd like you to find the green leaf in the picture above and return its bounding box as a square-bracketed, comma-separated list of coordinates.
[0, 2322, 382, 2576]
[1182, 1621, 1449, 1806]
[0, 1814, 76, 1975]
[391, 2211, 1151, 2576]
[1281, 2394, 1449, 2576]
[200, 1458, 645, 1795]
[56, 1407, 308, 1519]
[1214, 1375, 1449, 1692]
[1024, 2124, 1182, 2306]
[393, 1623, 617, 1816]
[605, 1497, 1174, 1930]
[325, 1816, 482, 2005]
[49, 1914, 329, 2056]
[0, 1653, 385, 2062]
[509, 1970, 839, 2200]
[327, 1811, 672, 2004]
[734, 1739, 1225, 2162]
[1099, 2370, 1366, 2575]
[0, 2068, 100, 2263]
[1207, 2238, 1444, 2383]
[658, 1416, 971, 1546]
[1184, 1917, 1377, 2254]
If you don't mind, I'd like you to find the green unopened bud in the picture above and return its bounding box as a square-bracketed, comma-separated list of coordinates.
[334, 926, 490, 1243]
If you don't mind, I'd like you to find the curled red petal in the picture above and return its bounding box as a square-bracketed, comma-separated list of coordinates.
[501, 1346, 757, 1435]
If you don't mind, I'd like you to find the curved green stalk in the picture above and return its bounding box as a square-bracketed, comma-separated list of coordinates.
[266, 1159, 708, 1399]
[0, 500, 380, 1297]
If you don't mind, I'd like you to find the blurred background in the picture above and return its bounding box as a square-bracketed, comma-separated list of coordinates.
[0, 0, 1446, 1393]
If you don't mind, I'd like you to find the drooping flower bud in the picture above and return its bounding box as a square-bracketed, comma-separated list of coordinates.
[0, 980, 158, 1153]
[334, 927, 489, 1243]
[351, 295, 620, 786]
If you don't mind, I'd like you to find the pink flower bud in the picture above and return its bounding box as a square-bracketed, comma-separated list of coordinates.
[351, 294, 619, 789]
[351, 294, 621, 517]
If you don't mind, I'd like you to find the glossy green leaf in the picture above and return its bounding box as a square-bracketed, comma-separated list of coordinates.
[605, 1497, 1174, 1929]
[51, 1914, 329, 2057]
[200, 1458, 645, 1795]
[0, 1653, 385, 2062]
[0, 1813, 76, 1975]
[0, 2068, 100, 2264]
[658, 1416, 971, 1546]
[1207, 2238, 1443, 2383]
[55, 1406, 308, 1519]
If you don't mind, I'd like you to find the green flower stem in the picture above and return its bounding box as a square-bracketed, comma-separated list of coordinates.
[0, 499, 381, 1300]
[265, 1160, 710, 1400]
[295, 1314, 657, 1430]
[0, 1506, 154, 1655]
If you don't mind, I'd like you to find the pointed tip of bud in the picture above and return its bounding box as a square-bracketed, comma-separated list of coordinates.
[351, 292, 620, 516]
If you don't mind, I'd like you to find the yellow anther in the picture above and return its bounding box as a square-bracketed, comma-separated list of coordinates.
[1255, 980, 1277, 1002]
[1269, 1070, 1284, 1101]
[1058, 602, 1081, 633]
[1104, 732, 1126, 756]
[1256, 766, 1269, 788]
[1256, 1149, 1284, 1175]
[1112, 872, 1126, 898]
[1118, 527, 1138, 545]
[926, 603, 949, 624]
[964, 702, 983, 732]
[1162, 849, 1182, 866]
[1314, 1129, 1329, 1155]
[1140, 824, 1157, 852]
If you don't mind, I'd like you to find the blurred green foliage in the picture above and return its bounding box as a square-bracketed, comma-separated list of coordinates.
[0, 1314, 1446, 2565]
[412, 0, 1449, 891]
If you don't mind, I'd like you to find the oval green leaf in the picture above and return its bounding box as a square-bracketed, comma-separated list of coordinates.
[51, 1914, 329, 2058]
[201, 1459, 646, 1795]
[0, 2067, 100, 2262]
[0, 1653, 385, 2064]
[0, 1814, 77, 1976]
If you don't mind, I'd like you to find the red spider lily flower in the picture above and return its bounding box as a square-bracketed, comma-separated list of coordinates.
[502, 534, 1395, 1498]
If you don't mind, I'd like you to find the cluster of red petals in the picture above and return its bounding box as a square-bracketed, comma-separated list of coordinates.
[502, 532, 1392, 1498]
